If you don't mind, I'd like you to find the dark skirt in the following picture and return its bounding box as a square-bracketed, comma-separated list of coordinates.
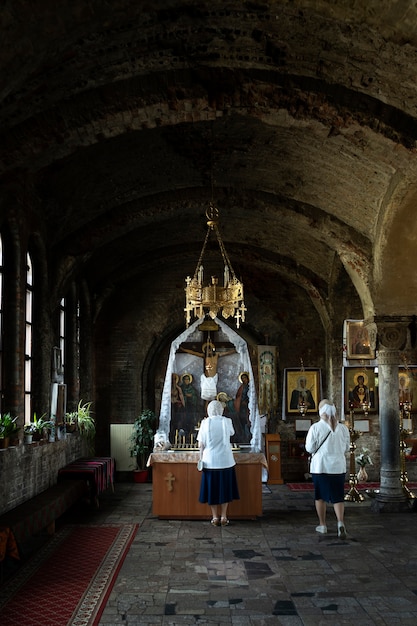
[312, 473, 345, 504]
[199, 466, 240, 506]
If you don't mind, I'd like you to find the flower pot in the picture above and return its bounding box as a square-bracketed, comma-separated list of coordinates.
[133, 469, 149, 483]
[0, 437, 9, 449]
[24, 434, 33, 444]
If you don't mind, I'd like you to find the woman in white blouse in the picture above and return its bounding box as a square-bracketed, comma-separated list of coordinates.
[305, 399, 350, 538]
[197, 400, 240, 526]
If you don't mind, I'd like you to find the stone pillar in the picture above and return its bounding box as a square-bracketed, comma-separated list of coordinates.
[368, 318, 409, 512]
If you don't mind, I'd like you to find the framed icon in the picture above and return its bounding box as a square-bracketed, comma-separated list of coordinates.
[398, 366, 417, 413]
[346, 321, 375, 360]
[285, 368, 321, 415]
[344, 367, 378, 414]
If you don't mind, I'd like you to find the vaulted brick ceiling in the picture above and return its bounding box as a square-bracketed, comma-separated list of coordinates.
[2, 1, 417, 324]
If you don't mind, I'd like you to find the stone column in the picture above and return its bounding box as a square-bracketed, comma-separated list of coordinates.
[368, 317, 409, 512]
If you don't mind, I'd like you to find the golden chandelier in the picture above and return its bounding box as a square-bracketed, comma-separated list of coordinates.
[184, 205, 246, 328]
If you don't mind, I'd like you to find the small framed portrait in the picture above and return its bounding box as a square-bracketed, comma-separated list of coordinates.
[398, 366, 417, 413]
[346, 321, 375, 360]
[285, 368, 321, 415]
[344, 367, 378, 414]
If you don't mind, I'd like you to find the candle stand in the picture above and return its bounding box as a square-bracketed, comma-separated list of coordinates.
[344, 407, 365, 502]
[399, 401, 416, 500]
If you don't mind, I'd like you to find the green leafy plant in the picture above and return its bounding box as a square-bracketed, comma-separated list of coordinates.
[32, 412, 53, 434]
[24, 422, 37, 435]
[129, 409, 156, 470]
[65, 401, 96, 454]
[0, 413, 19, 439]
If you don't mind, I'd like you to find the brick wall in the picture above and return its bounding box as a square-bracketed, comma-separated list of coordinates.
[0, 436, 87, 514]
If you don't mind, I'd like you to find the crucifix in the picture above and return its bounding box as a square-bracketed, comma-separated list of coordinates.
[164, 472, 176, 492]
[179, 331, 236, 403]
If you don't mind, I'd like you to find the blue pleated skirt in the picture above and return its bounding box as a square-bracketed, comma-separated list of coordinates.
[199, 466, 240, 505]
[312, 473, 345, 504]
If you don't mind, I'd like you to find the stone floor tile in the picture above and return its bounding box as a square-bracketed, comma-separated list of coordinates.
[6, 480, 417, 625]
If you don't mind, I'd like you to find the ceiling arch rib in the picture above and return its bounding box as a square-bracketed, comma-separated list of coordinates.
[3, 1, 417, 325]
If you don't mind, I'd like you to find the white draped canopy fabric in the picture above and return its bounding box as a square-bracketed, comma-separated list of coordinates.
[157, 317, 262, 452]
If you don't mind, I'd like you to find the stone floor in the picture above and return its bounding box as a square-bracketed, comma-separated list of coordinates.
[58, 481, 417, 626]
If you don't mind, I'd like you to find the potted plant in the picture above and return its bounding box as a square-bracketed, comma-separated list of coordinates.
[65, 400, 96, 454]
[0, 413, 18, 448]
[31, 413, 54, 442]
[65, 411, 77, 433]
[129, 409, 156, 482]
[24, 422, 37, 444]
[9, 419, 21, 446]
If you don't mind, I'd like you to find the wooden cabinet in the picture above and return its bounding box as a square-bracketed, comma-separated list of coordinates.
[265, 434, 283, 484]
[288, 439, 306, 457]
[152, 462, 208, 518]
[150, 452, 266, 519]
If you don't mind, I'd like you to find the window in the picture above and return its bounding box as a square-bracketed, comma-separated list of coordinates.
[25, 252, 33, 423]
[59, 297, 66, 373]
[0, 234, 3, 414]
[76, 298, 80, 389]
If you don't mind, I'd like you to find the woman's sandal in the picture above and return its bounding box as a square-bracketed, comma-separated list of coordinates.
[211, 518, 220, 526]
[220, 517, 229, 526]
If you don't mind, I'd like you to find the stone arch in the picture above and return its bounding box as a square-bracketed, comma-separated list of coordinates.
[373, 180, 417, 316]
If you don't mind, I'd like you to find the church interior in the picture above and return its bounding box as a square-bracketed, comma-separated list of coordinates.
[2, 2, 417, 622]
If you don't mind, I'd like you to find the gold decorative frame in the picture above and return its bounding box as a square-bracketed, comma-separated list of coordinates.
[344, 367, 378, 413]
[398, 366, 417, 413]
[346, 321, 375, 360]
[285, 368, 321, 415]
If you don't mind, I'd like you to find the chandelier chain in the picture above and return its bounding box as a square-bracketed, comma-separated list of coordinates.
[184, 205, 246, 328]
[192, 225, 211, 280]
[213, 223, 237, 279]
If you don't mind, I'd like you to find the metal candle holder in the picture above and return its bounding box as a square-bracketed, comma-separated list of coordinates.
[298, 400, 307, 417]
[344, 405, 365, 502]
[399, 401, 416, 500]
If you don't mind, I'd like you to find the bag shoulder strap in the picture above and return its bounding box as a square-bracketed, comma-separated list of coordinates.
[312, 430, 331, 455]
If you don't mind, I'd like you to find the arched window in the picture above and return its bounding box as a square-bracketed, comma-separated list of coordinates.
[76, 297, 80, 390]
[24, 252, 33, 422]
[59, 297, 66, 374]
[0, 234, 3, 414]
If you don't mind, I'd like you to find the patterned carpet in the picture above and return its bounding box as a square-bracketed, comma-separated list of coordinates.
[0, 523, 138, 626]
[286, 482, 417, 491]
[287, 482, 378, 491]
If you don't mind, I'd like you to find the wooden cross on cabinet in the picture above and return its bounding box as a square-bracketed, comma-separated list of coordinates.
[164, 472, 176, 491]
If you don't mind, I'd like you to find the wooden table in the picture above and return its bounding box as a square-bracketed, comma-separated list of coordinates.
[148, 451, 268, 519]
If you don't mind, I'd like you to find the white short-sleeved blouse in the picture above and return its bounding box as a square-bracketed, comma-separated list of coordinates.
[197, 415, 235, 469]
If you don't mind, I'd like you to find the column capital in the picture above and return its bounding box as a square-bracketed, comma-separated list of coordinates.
[368, 316, 409, 352]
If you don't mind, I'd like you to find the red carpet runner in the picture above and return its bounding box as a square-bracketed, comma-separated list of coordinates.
[0, 523, 138, 626]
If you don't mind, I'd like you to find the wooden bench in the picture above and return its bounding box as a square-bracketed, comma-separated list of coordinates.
[58, 457, 115, 505]
[0, 479, 88, 554]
